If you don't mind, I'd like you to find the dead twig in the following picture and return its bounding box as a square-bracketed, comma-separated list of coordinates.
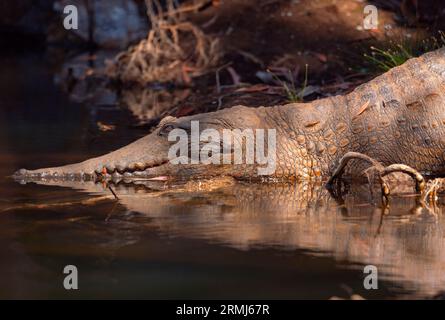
[108, 185, 119, 200]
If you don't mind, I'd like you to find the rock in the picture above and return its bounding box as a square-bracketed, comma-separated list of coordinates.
[54, 0, 148, 48]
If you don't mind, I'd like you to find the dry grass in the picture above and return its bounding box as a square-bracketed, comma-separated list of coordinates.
[107, 0, 222, 85]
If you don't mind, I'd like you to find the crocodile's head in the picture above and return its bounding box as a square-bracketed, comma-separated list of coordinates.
[13, 106, 276, 183]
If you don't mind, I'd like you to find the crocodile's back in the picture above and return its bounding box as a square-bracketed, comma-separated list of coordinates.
[338, 48, 445, 176]
[271, 48, 445, 179]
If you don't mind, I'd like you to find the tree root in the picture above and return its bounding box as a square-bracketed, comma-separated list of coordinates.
[106, 0, 222, 85]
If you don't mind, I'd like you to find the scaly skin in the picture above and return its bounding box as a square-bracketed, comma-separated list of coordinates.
[13, 48, 445, 183]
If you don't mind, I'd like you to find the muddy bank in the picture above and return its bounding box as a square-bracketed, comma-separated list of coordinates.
[45, 0, 445, 129]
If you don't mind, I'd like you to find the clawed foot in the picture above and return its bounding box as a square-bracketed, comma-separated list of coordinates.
[327, 152, 426, 203]
[423, 178, 445, 204]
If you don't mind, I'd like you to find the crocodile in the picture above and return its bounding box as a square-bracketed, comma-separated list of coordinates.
[13, 48, 445, 193]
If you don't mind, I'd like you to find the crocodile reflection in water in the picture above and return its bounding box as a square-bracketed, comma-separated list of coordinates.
[9, 177, 445, 297]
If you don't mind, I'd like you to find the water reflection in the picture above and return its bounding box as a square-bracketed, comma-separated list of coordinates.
[119, 87, 191, 124]
[54, 51, 191, 125]
[8, 178, 444, 298]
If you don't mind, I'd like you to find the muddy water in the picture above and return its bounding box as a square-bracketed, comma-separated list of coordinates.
[1, 53, 444, 299]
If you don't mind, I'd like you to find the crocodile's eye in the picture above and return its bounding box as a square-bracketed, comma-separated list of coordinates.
[158, 123, 177, 137]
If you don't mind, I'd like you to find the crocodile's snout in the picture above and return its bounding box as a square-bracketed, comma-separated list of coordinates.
[13, 127, 172, 183]
[13, 159, 171, 183]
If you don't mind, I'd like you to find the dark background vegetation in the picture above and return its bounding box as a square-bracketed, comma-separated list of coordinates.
[2, 0, 445, 151]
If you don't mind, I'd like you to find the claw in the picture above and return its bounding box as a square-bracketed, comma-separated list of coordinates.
[423, 178, 444, 204]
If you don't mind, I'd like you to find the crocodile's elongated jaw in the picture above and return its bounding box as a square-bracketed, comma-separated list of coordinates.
[13, 128, 174, 183]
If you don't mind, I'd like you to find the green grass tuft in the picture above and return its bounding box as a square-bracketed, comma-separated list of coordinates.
[363, 31, 445, 73]
[268, 64, 309, 103]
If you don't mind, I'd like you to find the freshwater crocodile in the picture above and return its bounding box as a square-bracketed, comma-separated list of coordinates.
[13, 48, 445, 194]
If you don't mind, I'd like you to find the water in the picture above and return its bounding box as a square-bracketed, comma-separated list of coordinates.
[1, 53, 444, 299]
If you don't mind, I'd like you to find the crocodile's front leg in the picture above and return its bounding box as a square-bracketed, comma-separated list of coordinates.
[327, 152, 426, 201]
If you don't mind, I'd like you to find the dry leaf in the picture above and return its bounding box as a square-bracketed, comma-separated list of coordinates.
[97, 122, 116, 132]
